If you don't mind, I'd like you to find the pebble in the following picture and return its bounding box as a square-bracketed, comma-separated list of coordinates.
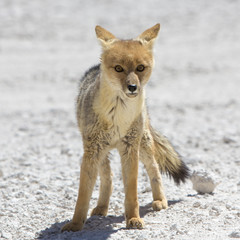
[170, 224, 184, 234]
[235, 161, 240, 166]
[61, 147, 73, 156]
[226, 204, 232, 210]
[142, 186, 151, 193]
[170, 224, 180, 232]
[200, 204, 208, 209]
[1, 231, 12, 239]
[237, 182, 240, 192]
[229, 231, 240, 238]
[15, 191, 25, 198]
[36, 190, 43, 195]
[190, 170, 220, 194]
[223, 136, 236, 144]
[36, 195, 44, 201]
[209, 208, 220, 216]
[39, 184, 48, 189]
[193, 201, 201, 208]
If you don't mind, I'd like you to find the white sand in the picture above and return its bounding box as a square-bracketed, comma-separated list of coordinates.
[0, 0, 240, 239]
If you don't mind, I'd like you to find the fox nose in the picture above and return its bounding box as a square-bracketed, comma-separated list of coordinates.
[128, 84, 137, 93]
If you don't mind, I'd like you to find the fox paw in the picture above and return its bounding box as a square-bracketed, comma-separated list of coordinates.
[91, 206, 108, 216]
[152, 199, 168, 211]
[126, 217, 144, 229]
[61, 221, 84, 232]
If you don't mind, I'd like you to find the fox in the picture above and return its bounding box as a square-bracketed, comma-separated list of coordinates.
[61, 23, 190, 232]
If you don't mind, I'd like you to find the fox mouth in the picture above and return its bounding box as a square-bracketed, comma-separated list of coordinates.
[126, 92, 138, 98]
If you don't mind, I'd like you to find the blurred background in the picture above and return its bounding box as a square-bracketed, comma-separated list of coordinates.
[1, 0, 239, 114]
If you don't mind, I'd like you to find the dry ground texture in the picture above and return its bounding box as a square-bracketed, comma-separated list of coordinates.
[0, 0, 240, 239]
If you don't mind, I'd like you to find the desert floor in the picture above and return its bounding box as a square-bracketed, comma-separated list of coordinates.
[0, 0, 240, 239]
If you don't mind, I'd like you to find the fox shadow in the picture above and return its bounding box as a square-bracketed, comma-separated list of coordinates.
[37, 215, 123, 240]
[37, 200, 181, 240]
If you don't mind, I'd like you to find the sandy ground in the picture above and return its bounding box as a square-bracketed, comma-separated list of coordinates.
[0, 0, 240, 239]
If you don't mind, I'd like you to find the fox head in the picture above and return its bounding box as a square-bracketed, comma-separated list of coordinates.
[95, 24, 160, 98]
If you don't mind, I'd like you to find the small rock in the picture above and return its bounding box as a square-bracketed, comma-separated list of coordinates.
[18, 126, 29, 132]
[170, 224, 178, 231]
[1, 231, 12, 239]
[229, 231, 240, 238]
[39, 184, 48, 189]
[199, 204, 208, 209]
[142, 186, 151, 193]
[36, 195, 44, 201]
[235, 161, 240, 166]
[212, 206, 220, 212]
[193, 201, 201, 208]
[61, 147, 73, 156]
[223, 136, 236, 144]
[36, 190, 43, 195]
[170, 224, 184, 234]
[226, 204, 232, 210]
[15, 191, 25, 198]
[190, 170, 220, 194]
[209, 206, 221, 216]
[237, 182, 240, 192]
[225, 215, 234, 219]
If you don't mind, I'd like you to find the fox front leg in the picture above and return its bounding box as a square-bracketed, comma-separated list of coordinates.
[118, 133, 144, 229]
[91, 155, 113, 217]
[61, 151, 99, 232]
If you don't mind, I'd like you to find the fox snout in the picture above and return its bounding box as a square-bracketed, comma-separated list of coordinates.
[126, 72, 140, 98]
[128, 84, 137, 93]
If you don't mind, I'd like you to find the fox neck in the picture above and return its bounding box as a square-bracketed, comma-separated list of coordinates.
[93, 73, 145, 137]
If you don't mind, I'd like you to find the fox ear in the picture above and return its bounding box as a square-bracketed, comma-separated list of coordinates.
[95, 25, 117, 49]
[137, 23, 160, 50]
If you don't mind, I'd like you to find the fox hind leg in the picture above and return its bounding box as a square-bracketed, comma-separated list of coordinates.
[140, 131, 168, 211]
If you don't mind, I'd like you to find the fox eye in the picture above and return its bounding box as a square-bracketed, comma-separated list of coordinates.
[136, 64, 145, 72]
[115, 65, 124, 72]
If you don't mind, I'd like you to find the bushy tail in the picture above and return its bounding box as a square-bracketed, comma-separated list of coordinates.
[150, 126, 190, 185]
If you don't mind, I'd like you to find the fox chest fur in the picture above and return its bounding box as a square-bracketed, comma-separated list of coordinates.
[93, 78, 145, 143]
[77, 68, 145, 148]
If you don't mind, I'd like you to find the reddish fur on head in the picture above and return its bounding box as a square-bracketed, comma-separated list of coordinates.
[95, 24, 160, 97]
